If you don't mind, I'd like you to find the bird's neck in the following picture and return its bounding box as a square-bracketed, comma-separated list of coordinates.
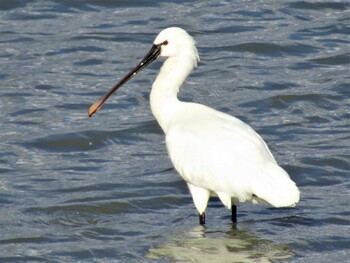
[150, 55, 195, 133]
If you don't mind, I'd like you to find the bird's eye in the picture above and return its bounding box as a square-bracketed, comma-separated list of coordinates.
[162, 40, 168, 46]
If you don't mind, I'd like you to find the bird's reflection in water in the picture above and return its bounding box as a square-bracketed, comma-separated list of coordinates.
[147, 224, 294, 262]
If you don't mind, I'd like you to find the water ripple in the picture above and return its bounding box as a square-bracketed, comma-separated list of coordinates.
[0, 0, 349, 262]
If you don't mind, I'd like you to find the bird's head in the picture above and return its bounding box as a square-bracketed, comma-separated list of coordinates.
[154, 27, 199, 63]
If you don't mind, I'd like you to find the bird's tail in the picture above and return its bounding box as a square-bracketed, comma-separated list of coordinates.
[251, 162, 300, 207]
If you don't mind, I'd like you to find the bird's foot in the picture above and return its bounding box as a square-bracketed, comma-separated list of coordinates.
[199, 212, 205, 225]
[231, 204, 237, 223]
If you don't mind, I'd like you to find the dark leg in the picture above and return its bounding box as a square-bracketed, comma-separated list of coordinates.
[199, 212, 205, 225]
[231, 204, 237, 223]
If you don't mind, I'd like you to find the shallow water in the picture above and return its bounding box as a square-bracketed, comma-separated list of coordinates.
[0, 1, 349, 262]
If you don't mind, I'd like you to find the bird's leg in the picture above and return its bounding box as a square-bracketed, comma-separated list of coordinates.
[231, 204, 237, 223]
[199, 212, 205, 225]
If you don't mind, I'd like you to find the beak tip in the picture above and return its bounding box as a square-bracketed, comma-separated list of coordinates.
[88, 104, 98, 117]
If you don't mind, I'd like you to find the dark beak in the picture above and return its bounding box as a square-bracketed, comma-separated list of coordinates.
[88, 44, 161, 117]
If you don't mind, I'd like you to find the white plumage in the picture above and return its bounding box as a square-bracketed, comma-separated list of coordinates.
[89, 27, 300, 224]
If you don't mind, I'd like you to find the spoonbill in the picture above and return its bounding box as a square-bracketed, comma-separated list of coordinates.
[88, 27, 300, 225]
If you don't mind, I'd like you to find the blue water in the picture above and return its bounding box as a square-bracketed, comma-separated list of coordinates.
[0, 1, 349, 262]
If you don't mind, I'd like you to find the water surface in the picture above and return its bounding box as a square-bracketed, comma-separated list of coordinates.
[0, 1, 349, 262]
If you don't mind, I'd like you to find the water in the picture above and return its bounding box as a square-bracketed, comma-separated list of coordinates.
[0, 0, 349, 262]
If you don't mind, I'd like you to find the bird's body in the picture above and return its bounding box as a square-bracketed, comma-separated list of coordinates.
[89, 27, 300, 224]
[165, 104, 298, 210]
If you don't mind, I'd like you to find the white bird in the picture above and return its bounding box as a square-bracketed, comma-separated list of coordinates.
[88, 27, 300, 225]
